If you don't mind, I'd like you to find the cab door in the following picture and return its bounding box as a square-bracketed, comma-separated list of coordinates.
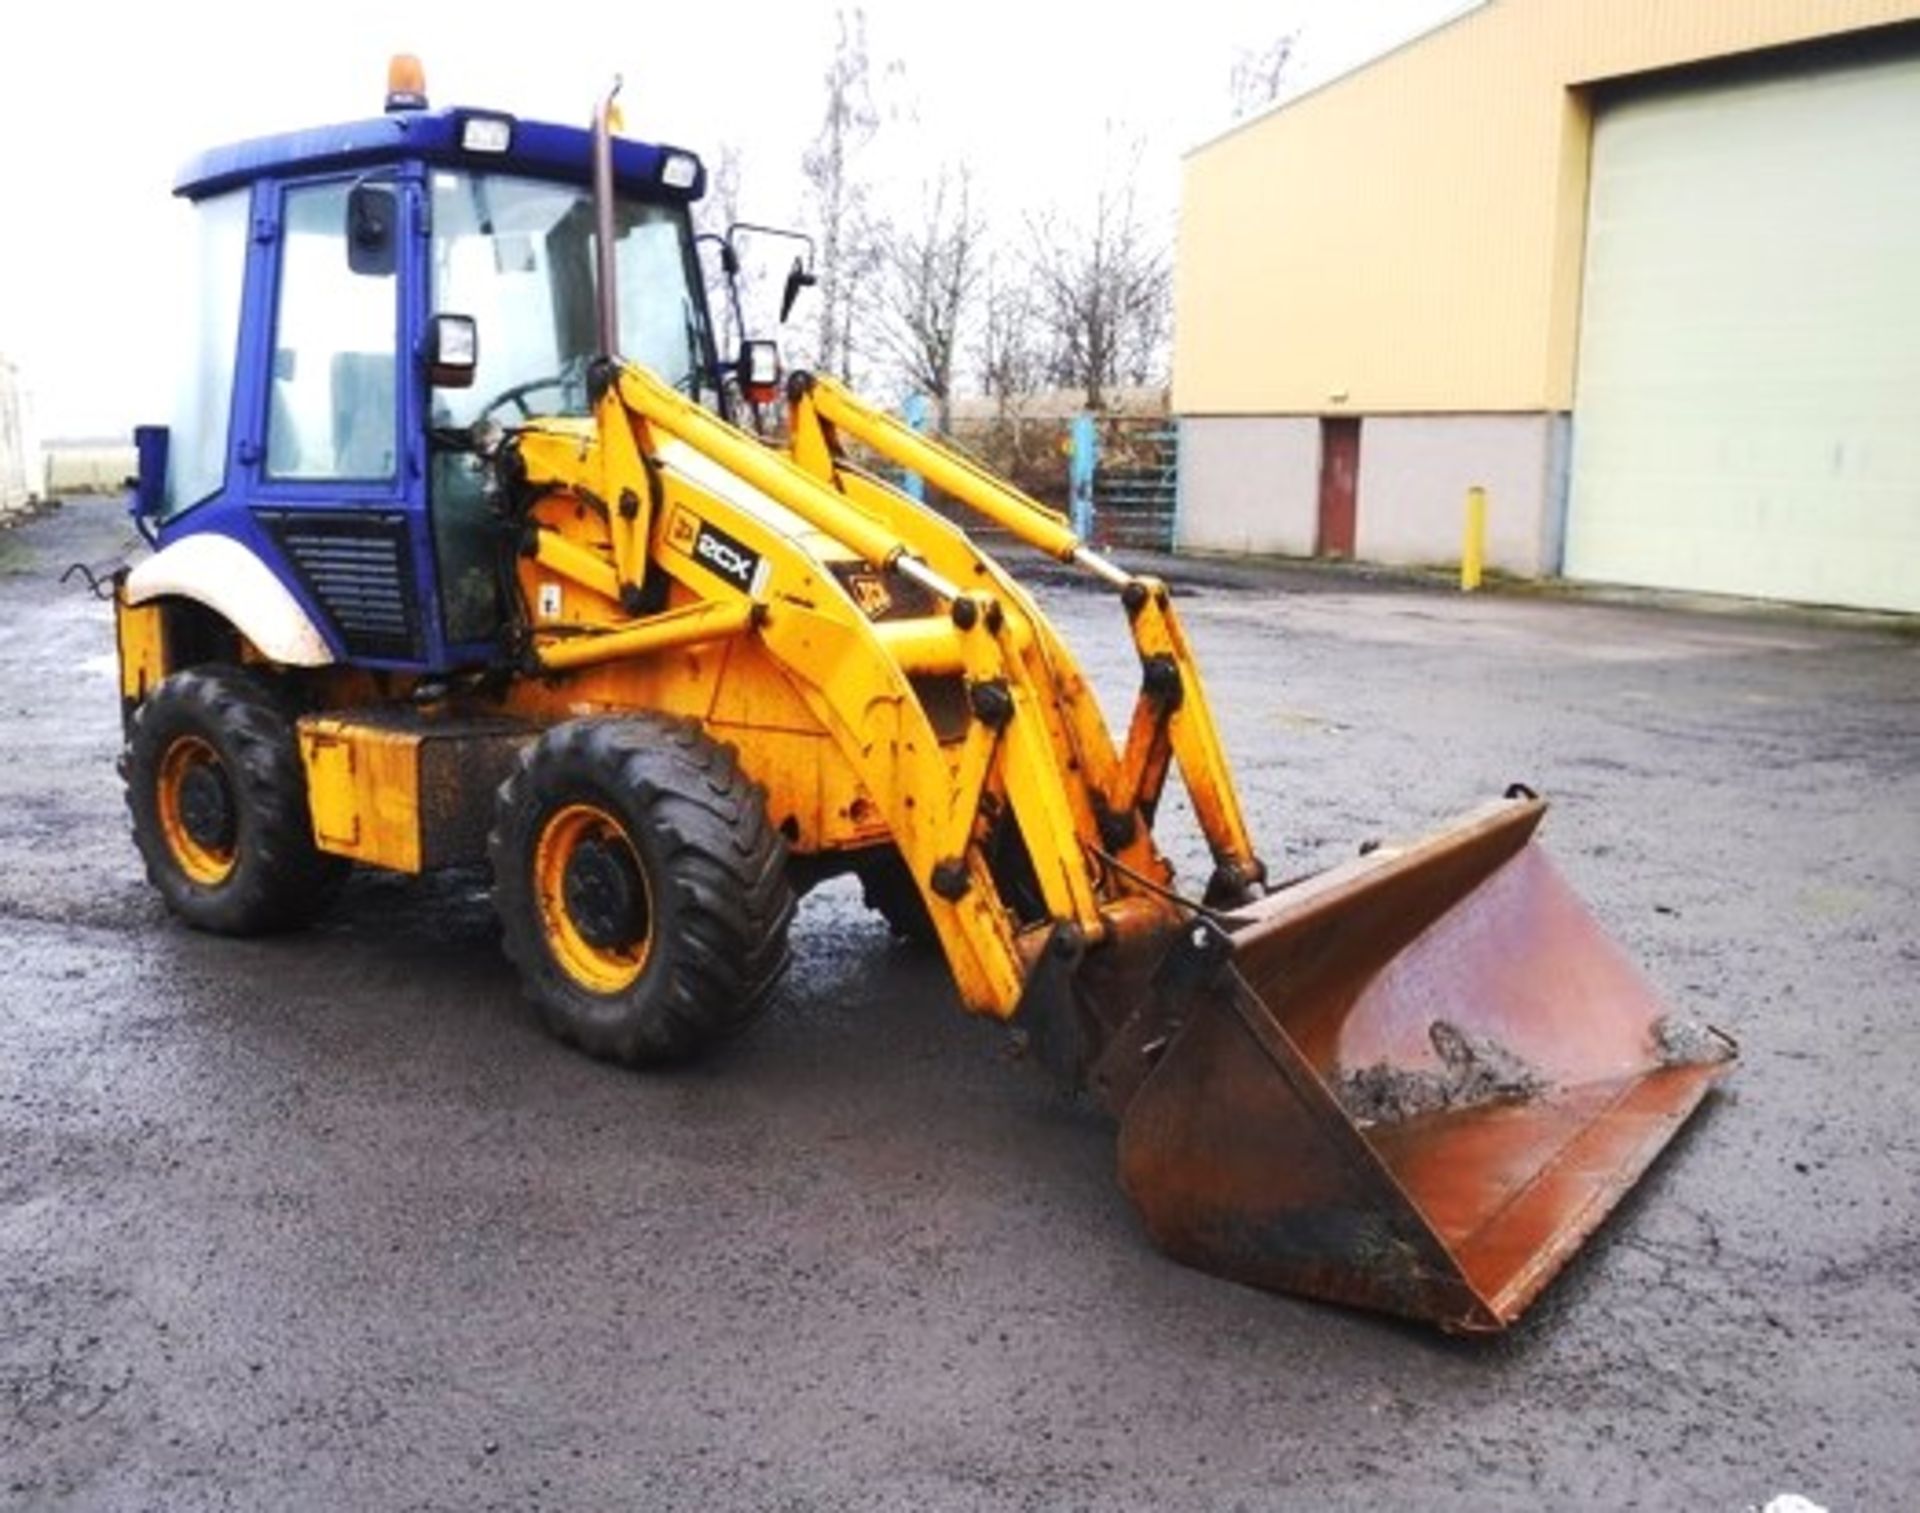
[242, 172, 443, 669]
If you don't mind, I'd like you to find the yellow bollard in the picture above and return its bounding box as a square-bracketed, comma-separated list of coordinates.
[1461, 485, 1486, 593]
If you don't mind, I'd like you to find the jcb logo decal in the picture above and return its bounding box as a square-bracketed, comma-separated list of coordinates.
[667, 508, 699, 553]
[847, 572, 892, 619]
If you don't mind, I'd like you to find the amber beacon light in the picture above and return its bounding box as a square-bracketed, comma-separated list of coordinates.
[386, 54, 429, 113]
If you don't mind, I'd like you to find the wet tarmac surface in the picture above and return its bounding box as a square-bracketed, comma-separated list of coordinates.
[3, 499, 1916, 1509]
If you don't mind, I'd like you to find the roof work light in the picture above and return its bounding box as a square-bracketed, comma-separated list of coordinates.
[460, 114, 513, 154]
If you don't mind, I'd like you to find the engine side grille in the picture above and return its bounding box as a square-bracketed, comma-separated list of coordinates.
[256, 510, 422, 661]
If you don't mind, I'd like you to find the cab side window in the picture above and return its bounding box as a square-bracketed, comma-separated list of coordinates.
[164, 188, 250, 517]
[266, 182, 398, 480]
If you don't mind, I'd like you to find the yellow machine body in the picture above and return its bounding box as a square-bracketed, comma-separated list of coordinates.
[297, 713, 529, 872]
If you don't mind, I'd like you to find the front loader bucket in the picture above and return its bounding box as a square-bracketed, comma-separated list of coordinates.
[1115, 796, 1733, 1333]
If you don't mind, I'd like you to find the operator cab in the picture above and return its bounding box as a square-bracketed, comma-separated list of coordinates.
[134, 58, 720, 673]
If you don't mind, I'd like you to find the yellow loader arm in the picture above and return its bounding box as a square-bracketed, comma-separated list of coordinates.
[787, 373, 1267, 907]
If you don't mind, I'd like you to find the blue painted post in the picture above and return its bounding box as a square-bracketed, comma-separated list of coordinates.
[1068, 412, 1096, 540]
[901, 393, 928, 503]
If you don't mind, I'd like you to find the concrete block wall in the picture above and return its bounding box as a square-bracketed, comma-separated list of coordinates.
[1176, 412, 1569, 576]
[43, 445, 138, 497]
[1354, 414, 1566, 575]
[1174, 416, 1320, 556]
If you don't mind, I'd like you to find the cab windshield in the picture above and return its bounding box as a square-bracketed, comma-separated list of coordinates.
[429, 170, 717, 423]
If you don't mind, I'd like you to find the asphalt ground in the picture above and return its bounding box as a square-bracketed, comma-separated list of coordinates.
[3, 498, 1916, 1510]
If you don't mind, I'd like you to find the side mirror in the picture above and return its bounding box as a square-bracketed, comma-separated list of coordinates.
[346, 184, 398, 277]
[426, 314, 479, 389]
[779, 256, 817, 324]
[736, 340, 781, 406]
[131, 425, 169, 520]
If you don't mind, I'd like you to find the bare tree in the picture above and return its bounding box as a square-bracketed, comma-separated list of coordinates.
[1027, 136, 1171, 410]
[873, 167, 983, 432]
[800, 7, 880, 382]
[977, 253, 1041, 421]
[696, 142, 752, 352]
[698, 143, 745, 241]
[1230, 34, 1296, 120]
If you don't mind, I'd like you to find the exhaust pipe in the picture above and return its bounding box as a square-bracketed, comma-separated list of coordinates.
[592, 77, 624, 361]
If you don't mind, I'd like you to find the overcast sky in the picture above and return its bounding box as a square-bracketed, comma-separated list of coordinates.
[0, 0, 1468, 437]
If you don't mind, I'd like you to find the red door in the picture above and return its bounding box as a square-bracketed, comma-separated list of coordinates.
[1317, 418, 1360, 558]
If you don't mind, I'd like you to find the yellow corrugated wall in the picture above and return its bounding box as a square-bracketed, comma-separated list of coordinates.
[1174, 0, 1920, 416]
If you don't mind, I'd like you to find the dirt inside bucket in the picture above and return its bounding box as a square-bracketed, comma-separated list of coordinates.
[1337, 1021, 1547, 1126]
[1653, 1014, 1737, 1067]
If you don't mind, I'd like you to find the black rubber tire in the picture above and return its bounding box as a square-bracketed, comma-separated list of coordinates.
[489, 715, 795, 1066]
[123, 665, 349, 934]
[856, 847, 938, 947]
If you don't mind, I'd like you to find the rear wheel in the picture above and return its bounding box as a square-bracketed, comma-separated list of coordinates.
[490, 716, 794, 1066]
[856, 847, 938, 947]
[123, 665, 348, 933]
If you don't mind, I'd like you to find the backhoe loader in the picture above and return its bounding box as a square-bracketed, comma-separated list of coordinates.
[110, 59, 1733, 1332]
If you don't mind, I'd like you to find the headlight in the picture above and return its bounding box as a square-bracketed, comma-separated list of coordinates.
[660, 151, 699, 190]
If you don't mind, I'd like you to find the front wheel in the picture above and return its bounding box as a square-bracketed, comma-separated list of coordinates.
[489, 716, 794, 1066]
[123, 665, 348, 933]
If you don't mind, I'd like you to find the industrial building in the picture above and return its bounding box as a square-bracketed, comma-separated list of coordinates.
[1172, 0, 1920, 612]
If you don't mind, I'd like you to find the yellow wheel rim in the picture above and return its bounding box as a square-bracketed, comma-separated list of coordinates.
[533, 802, 652, 993]
[156, 734, 237, 886]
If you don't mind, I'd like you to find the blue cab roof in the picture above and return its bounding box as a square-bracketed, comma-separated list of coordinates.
[174, 106, 706, 203]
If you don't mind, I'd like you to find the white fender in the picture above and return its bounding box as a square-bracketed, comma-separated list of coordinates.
[125, 533, 335, 667]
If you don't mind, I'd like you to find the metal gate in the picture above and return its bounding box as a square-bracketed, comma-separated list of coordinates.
[1091, 420, 1178, 551]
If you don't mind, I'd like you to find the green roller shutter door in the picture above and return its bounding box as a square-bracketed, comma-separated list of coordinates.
[1566, 51, 1920, 612]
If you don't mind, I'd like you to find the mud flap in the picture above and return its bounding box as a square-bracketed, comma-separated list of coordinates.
[1114, 796, 1734, 1333]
